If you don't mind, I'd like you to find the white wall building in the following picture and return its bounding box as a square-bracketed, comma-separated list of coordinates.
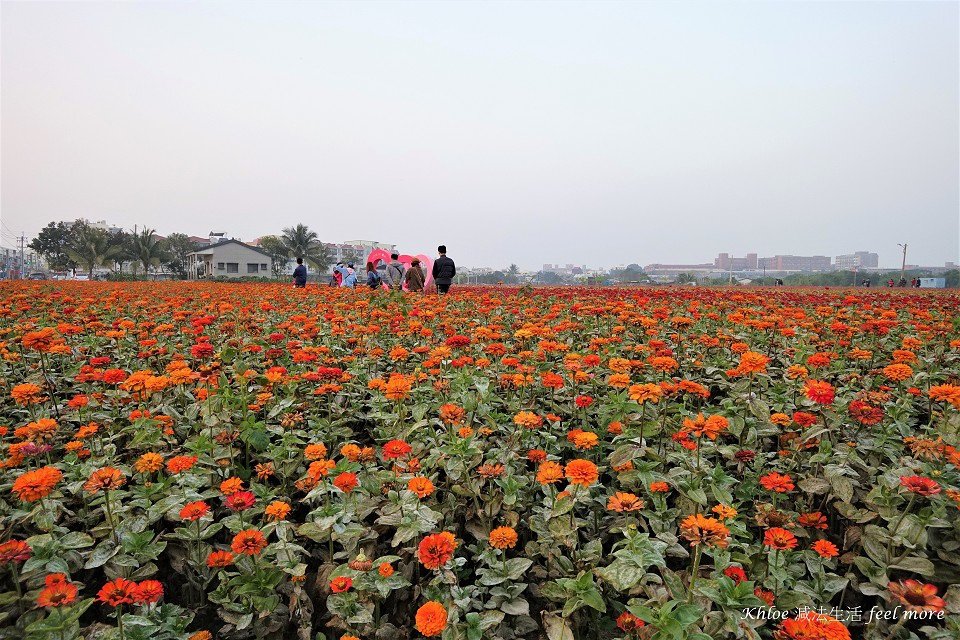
[187, 239, 274, 279]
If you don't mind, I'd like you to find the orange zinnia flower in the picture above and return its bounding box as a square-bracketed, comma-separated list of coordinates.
[206, 550, 235, 567]
[536, 461, 564, 484]
[803, 380, 835, 405]
[774, 611, 850, 640]
[382, 439, 412, 459]
[759, 472, 795, 493]
[333, 472, 358, 493]
[513, 411, 543, 429]
[764, 527, 798, 550]
[489, 526, 518, 550]
[415, 601, 448, 637]
[264, 501, 291, 521]
[883, 363, 913, 382]
[736, 351, 770, 375]
[607, 492, 644, 512]
[11, 466, 63, 502]
[11, 383, 43, 405]
[899, 475, 940, 496]
[888, 579, 946, 612]
[407, 476, 435, 498]
[231, 529, 267, 556]
[811, 540, 839, 558]
[37, 573, 79, 608]
[304, 443, 328, 460]
[179, 501, 210, 521]
[628, 383, 663, 404]
[134, 452, 164, 473]
[438, 403, 466, 425]
[166, 455, 198, 474]
[97, 577, 138, 607]
[564, 459, 599, 486]
[83, 467, 126, 493]
[929, 384, 960, 409]
[330, 576, 352, 593]
[219, 477, 243, 495]
[680, 514, 730, 548]
[417, 532, 457, 569]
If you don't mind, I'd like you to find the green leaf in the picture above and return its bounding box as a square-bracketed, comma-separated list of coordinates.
[505, 557, 533, 580]
[596, 559, 646, 592]
[542, 612, 574, 640]
[579, 587, 606, 613]
[889, 556, 935, 576]
[84, 540, 119, 569]
[501, 597, 529, 616]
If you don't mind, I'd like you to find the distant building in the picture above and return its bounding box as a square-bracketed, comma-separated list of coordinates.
[187, 239, 273, 279]
[329, 240, 397, 265]
[758, 255, 832, 272]
[542, 263, 586, 275]
[834, 251, 879, 270]
[643, 263, 714, 275]
[715, 253, 758, 271]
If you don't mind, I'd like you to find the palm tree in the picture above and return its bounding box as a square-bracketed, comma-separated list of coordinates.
[66, 223, 124, 278]
[506, 264, 520, 284]
[257, 235, 292, 279]
[281, 224, 331, 271]
[131, 228, 167, 276]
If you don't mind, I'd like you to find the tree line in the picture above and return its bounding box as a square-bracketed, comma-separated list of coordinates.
[28, 221, 336, 280]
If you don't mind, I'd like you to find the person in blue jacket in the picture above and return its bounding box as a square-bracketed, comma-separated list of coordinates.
[336, 263, 357, 288]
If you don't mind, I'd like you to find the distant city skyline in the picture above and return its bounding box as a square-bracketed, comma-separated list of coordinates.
[2, 2, 957, 271]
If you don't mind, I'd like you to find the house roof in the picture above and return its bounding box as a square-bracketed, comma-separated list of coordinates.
[187, 239, 273, 259]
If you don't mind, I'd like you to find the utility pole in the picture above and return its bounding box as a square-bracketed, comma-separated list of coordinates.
[898, 243, 908, 285]
[19, 234, 25, 280]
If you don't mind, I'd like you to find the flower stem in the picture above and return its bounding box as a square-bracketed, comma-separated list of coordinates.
[687, 545, 702, 602]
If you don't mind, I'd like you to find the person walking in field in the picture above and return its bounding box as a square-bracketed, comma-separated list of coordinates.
[292, 258, 307, 288]
[365, 261, 383, 289]
[385, 253, 406, 291]
[432, 245, 456, 295]
[405, 258, 425, 292]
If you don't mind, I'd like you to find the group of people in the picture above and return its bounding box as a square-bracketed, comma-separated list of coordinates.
[292, 245, 457, 294]
[885, 277, 922, 288]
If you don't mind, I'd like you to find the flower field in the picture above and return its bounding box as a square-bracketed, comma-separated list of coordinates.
[1, 282, 959, 640]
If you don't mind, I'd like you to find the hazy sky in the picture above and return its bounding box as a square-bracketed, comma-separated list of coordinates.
[2, 1, 958, 270]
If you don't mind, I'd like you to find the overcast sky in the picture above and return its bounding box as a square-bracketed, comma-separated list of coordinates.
[2, 1, 958, 270]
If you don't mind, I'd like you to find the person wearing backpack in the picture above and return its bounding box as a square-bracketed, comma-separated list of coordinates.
[366, 262, 383, 290]
[385, 253, 406, 291]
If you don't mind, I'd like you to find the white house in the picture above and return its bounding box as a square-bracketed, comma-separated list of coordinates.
[187, 239, 274, 279]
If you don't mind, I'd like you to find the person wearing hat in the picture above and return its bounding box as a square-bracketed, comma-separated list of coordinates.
[405, 258, 425, 292]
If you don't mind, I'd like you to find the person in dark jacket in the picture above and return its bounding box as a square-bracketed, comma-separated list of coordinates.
[405, 258, 425, 292]
[432, 245, 456, 294]
[292, 258, 307, 288]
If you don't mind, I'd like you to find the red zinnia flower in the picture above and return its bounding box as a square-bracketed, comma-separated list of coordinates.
[97, 577, 138, 607]
[803, 380, 835, 405]
[330, 576, 353, 593]
[899, 475, 941, 496]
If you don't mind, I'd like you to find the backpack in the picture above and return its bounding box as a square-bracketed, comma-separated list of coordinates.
[368, 271, 382, 289]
